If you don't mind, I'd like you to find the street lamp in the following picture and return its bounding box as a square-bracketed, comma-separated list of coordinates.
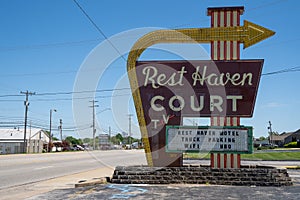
[48, 109, 57, 152]
[267, 121, 273, 146]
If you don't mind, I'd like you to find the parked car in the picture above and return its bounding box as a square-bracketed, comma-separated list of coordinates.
[261, 143, 278, 148]
[73, 145, 85, 151]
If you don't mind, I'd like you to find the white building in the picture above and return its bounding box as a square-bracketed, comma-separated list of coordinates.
[0, 128, 49, 154]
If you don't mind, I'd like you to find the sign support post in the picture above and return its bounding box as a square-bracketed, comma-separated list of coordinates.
[208, 6, 243, 169]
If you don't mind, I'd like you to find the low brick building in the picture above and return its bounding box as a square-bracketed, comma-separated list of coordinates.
[271, 129, 300, 147]
[284, 129, 300, 144]
[272, 132, 293, 147]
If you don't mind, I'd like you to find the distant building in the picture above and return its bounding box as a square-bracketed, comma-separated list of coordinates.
[284, 129, 300, 144]
[271, 129, 300, 147]
[271, 132, 293, 147]
[0, 128, 49, 154]
[99, 134, 111, 150]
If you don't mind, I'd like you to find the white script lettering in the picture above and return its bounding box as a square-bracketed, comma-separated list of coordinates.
[142, 66, 187, 88]
[192, 66, 253, 87]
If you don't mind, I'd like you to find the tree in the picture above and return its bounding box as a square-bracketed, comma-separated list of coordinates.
[123, 136, 139, 144]
[65, 136, 83, 146]
[115, 133, 124, 143]
[110, 136, 119, 144]
[259, 136, 266, 141]
[83, 138, 91, 144]
[61, 140, 70, 151]
[109, 133, 124, 145]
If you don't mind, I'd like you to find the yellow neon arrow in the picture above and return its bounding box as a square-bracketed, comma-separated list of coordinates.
[127, 20, 275, 167]
[242, 20, 275, 48]
[129, 20, 275, 58]
[177, 20, 275, 49]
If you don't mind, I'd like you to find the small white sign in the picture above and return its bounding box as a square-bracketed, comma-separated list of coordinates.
[166, 127, 251, 153]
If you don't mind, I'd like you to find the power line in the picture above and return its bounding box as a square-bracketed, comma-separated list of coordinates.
[0, 87, 130, 99]
[0, 94, 23, 97]
[35, 87, 130, 96]
[0, 64, 125, 78]
[247, 0, 287, 11]
[73, 0, 127, 62]
[0, 70, 78, 78]
[262, 66, 300, 76]
[0, 100, 23, 102]
[0, 38, 101, 52]
[29, 93, 131, 102]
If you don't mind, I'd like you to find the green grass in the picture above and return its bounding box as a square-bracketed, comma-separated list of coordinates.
[184, 151, 300, 161]
[242, 152, 300, 161]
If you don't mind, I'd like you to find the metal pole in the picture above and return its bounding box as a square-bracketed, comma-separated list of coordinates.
[109, 126, 111, 142]
[90, 100, 98, 150]
[49, 109, 57, 152]
[23, 95, 29, 153]
[268, 121, 273, 145]
[60, 119, 63, 141]
[93, 101, 96, 149]
[20, 91, 35, 153]
[128, 114, 133, 145]
[49, 110, 52, 152]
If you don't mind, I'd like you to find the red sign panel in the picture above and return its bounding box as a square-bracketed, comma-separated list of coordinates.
[136, 60, 263, 121]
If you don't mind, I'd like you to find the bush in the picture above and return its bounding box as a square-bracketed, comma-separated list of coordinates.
[284, 142, 298, 148]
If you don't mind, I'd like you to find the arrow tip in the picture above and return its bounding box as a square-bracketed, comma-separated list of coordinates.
[243, 20, 275, 49]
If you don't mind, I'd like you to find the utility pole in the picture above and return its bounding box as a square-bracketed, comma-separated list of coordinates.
[109, 126, 111, 143]
[20, 90, 35, 153]
[59, 119, 63, 141]
[268, 121, 273, 145]
[90, 100, 99, 150]
[49, 109, 57, 152]
[29, 121, 32, 153]
[128, 114, 133, 145]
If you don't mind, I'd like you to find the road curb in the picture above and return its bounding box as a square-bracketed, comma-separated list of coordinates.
[75, 177, 108, 188]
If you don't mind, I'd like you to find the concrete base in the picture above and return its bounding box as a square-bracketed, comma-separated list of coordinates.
[111, 165, 293, 186]
[75, 177, 108, 188]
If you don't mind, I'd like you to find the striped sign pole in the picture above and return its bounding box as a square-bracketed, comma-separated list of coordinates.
[207, 7, 244, 169]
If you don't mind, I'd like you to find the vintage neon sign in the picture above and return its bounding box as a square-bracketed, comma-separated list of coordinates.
[127, 13, 274, 166]
[136, 60, 263, 118]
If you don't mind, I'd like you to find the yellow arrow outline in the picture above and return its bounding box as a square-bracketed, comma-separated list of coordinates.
[127, 20, 275, 166]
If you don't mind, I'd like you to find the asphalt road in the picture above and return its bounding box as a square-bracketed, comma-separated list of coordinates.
[1, 150, 300, 200]
[1, 151, 299, 190]
[0, 150, 147, 190]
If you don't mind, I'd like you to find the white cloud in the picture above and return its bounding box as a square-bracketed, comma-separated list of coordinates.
[263, 102, 284, 108]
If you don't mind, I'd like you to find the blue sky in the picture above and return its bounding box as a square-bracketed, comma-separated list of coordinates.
[0, 0, 299, 139]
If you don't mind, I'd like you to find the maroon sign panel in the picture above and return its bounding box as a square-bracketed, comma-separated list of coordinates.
[136, 60, 263, 122]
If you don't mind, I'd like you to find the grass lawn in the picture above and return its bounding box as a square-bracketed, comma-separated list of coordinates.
[184, 151, 300, 161]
